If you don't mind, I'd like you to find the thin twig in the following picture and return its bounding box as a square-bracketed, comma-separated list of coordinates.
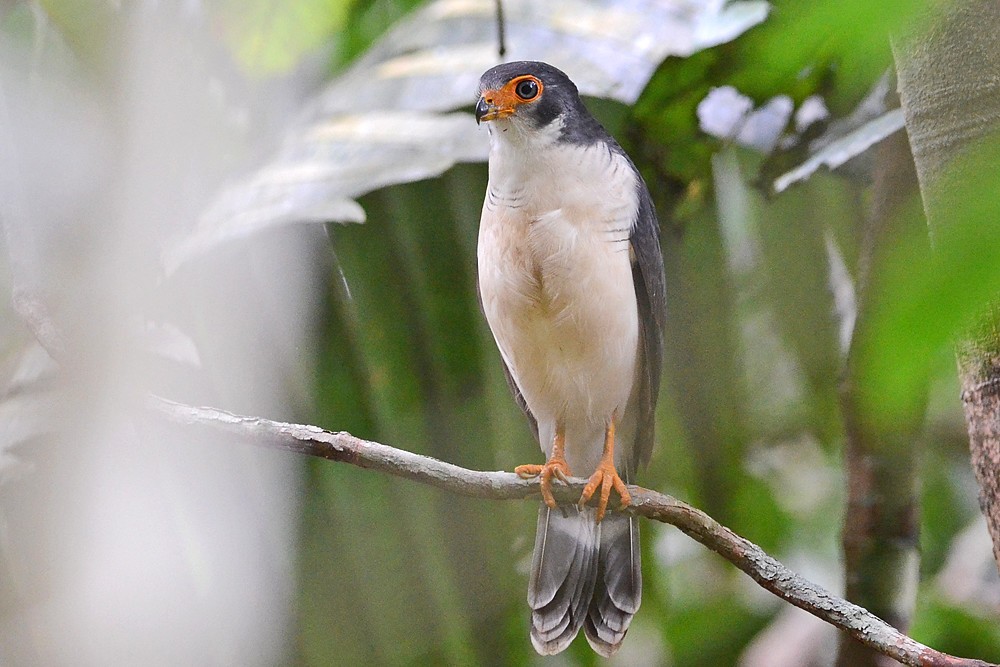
[150, 395, 996, 667]
[495, 0, 506, 59]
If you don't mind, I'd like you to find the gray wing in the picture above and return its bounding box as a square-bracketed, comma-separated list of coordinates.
[627, 177, 666, 469]
[583, 173, 665, 657]
[501, 356, 540, 443]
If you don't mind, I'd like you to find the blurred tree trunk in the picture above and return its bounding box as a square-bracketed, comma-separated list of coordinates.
[894, 0, 1000, 572]
[837, 111, 927, 667]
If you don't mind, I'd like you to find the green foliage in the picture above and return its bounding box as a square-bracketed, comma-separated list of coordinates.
[212, 0, 355, 75]
[920, 446, 976, 575]
[861, 136, 1000, 424]
[34, 0, 119, 66]
[666, 594, 771, 667]
[911, 597, 1000, 662]
[336, 0, 427, 65]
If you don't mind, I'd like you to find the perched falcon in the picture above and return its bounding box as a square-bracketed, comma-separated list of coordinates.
[475, 61, 667, 656]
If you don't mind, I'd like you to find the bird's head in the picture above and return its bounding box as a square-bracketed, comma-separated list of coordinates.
[476, 61, 597, 142]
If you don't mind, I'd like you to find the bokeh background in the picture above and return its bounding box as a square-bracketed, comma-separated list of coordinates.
[2, 1, 999, 665]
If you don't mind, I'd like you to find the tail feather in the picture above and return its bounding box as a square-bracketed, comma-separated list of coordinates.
[584, 513, 642, 657]
[526, 504, 642, 656]
[527, 504, 600, 655]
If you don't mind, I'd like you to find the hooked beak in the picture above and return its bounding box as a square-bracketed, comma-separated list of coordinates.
[475, 94, 513, 124]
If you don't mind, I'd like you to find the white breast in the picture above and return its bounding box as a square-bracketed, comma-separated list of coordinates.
[478, 123, 640, 469]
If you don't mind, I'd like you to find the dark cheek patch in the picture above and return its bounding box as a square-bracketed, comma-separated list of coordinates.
[532, 95, 562, 128]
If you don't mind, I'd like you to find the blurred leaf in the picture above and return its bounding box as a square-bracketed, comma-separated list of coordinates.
[921, 451, 977, 576]
[698, 86, 794, 153]
[769, 73, 898, 191]
[667, 594, 771, 666]
[729, 0, 925, 112]
[35, 0, 120, 68]
[317, 0, 768, 112]
[306, 175, 514, 664]
[163, 111, 486, 273]
[168, 0, 768, 273]
[756, 173, 852, 422]
[0, 389, 45, 484]
[728, 475, 793, 552]
[136, 321, 202, 368]
[658, 199, 752, 518]
[0, 3, 40, 45]
[336, 0, 427, 66]
[774, 109, 904, 192]
[0, 344, 58, 462]
[863, 137, 1000, 425]
[634, 0, 927, 196]
[213, 0, 355, 76]
[910, 596, 1000, 662]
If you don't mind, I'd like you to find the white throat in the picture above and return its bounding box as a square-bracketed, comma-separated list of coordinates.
[486, 115, 565, 154]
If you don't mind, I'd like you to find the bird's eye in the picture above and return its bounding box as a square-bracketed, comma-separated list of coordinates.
[515, 79, 539, 100]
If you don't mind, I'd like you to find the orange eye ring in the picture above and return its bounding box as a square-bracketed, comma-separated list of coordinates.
[510, 75, 542, 101]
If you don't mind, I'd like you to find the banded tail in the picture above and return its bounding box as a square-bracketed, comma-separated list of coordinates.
[527, 505, 641, 656]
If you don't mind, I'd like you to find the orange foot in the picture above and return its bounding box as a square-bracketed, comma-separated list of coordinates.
[579, 460, 631, 522]
[579, 417, 630, 522]
[516, 457, 571, 509]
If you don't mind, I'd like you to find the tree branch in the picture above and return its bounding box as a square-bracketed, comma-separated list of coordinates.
[151, 396, 996, 667]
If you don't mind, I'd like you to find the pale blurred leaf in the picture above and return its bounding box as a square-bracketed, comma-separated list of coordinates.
[0, 389, 47, 481]
[794, 95, 830, 133]
[773, 74, 902, 192]
[825, 229, 857, 357]
[698, 86, 755, 139]
[137, 321, 202, 368]
[935, 517, 1000, 612]
[5, 342, 58, 395]
[696, 73, 905, 194]
[698, 85, 793, 153]
[168, 0, 768, 273]
[0, 344, 57, 484]
[317, 0, 770, 113]
[773, 109, 904, 193]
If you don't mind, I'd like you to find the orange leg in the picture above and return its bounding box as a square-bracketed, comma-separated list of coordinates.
[515, 423, 571, 509]
[579, 416, 631, 522]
